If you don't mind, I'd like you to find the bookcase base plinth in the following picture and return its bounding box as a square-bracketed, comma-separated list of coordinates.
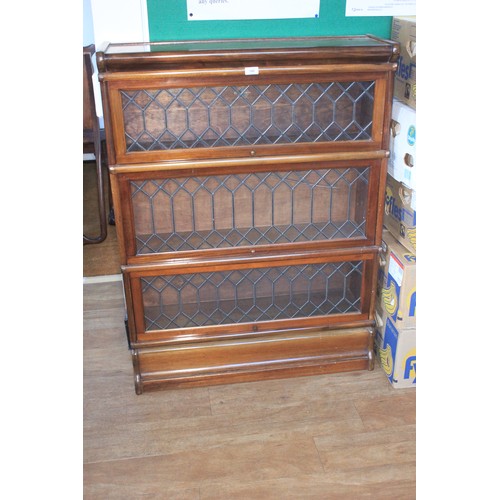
[132, 327, 375, 394]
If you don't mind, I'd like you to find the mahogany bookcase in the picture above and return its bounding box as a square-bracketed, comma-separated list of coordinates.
[97, 36, 399, 394]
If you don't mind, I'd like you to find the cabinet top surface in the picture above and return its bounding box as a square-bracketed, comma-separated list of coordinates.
[103, 36, 388, 54]
[97, 36, 399, 72]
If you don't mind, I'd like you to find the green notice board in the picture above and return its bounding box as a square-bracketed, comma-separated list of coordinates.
[147, 0, 392, 42]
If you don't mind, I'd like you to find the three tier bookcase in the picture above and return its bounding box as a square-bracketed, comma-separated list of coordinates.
[97, 36, 399, 393]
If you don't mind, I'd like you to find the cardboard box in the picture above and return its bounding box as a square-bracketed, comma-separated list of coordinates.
[392, 16, 416, 109]
[375, 315, 416, 389]
[377, 229, 416, 329]
[389, 99, 416, 191]
[384, 173, 416, 253]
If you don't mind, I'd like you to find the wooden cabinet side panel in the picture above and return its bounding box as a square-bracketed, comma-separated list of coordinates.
[109, 173, 140, 263]
[98, 81, 116, 166]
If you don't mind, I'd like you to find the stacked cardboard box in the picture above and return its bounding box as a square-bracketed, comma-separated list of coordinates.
[389, 99, 416, 193]
[375, 16, 417, 388]
[392, 16, 416, 110]
[387, 16, 417, 254]
[375, 230, 416, 388]
[384, 173, 416, 254]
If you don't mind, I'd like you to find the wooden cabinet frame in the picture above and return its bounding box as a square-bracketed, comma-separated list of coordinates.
[104, 66, 393, 164]
[111, 152, 388, 264]
[122, 246, 379, 347]
[98, 36, 398, 394]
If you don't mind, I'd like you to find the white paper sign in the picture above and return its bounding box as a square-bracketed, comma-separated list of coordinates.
[345, 0, 415, 17]
[187, 0, 321, 21]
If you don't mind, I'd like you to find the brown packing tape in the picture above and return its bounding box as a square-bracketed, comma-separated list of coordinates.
[399, 185, 412, 206]
[406, 40, 416, 58]
[390, 119, 401, 138]
[404, 153, 414, 168]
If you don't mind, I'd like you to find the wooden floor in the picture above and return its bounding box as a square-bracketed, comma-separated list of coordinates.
[83, 280, 416, 499]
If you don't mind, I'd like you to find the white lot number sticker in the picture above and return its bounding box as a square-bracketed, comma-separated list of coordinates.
[388, 253, 404, 286]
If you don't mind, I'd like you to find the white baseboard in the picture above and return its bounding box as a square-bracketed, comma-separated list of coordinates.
[83, 274, 122, 284]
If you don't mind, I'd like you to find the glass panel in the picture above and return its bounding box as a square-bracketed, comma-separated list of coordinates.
[141, 260, 363, 331]
[121, 81, 375, 152]
[131, 166, 369, 254]
[105, 37, 385, 55]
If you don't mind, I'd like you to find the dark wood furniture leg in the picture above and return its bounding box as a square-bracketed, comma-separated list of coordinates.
[83, 44, 108, 244]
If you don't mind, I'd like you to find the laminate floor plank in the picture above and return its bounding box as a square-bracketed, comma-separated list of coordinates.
[83, 281, 416, 499]
[84, 404, 365, 464]
[314, 426, 416, 470]
[83, 281, 124, 311]
[354, 393, 417, 430]
[199, 467, 416, 499]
